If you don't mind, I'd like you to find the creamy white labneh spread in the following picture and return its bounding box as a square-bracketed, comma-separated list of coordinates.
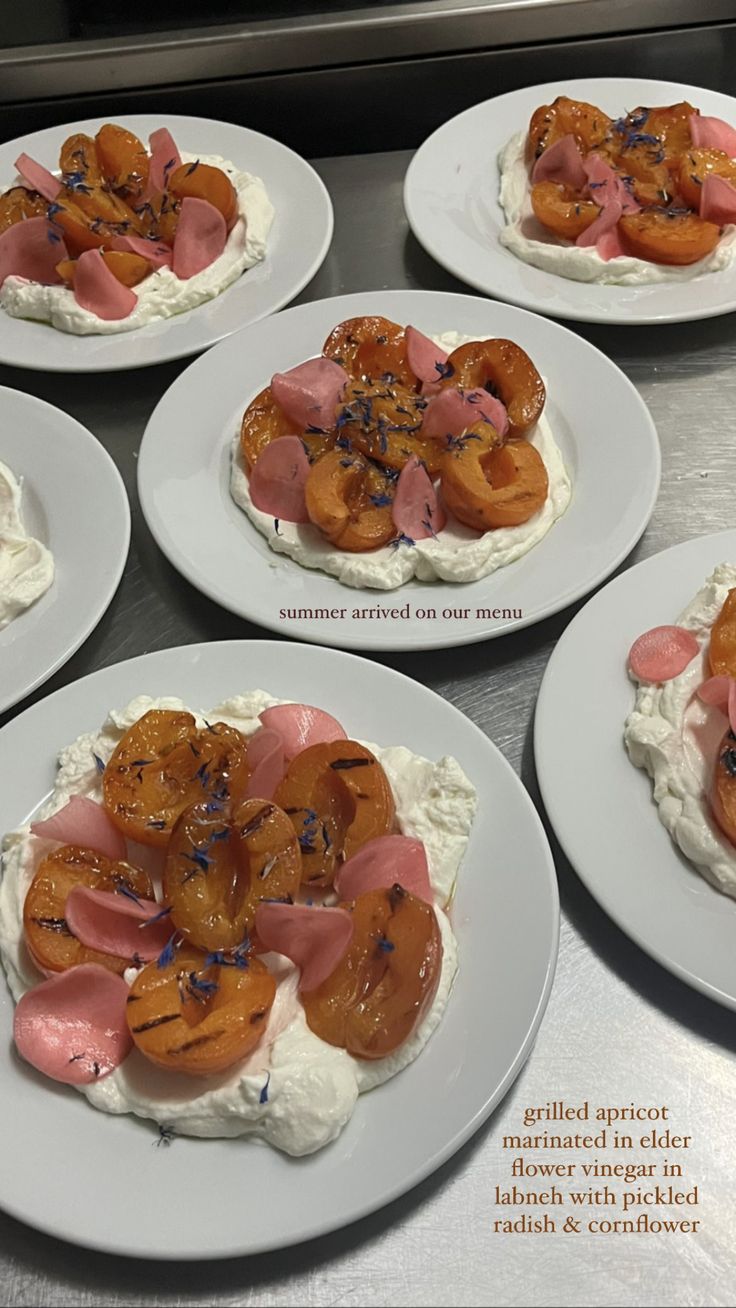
[230, 331, 571, 590]
[0, 153, 274, 335]
[625, 564, 736, 897]
[0, 691, 476, 1154]
[498, 129, 736, 286]
[0, 459, 54, 629]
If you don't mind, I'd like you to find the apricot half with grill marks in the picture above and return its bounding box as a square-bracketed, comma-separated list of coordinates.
[126, 946, 275, 1075]
[102, 710, 251, 848]
[23, 845, 154, 975]
[163, 797, 302, 952]
[274, 740, 395, 887]
[302, 885, 442, 1060]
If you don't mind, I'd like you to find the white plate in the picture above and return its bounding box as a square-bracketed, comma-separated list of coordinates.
[137, 288, 660, 651]
[404, 78, 736, 326]
[0, 639, 558, 1257]
[0, 387, 129, 714]
[535, 529, 736, 1010]
[0, 114, 333, 371]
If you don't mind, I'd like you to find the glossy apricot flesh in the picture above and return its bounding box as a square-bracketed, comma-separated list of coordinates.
[531, 181, 600, 240]
[678, 148, 736, 211]
[302, 885, 442, 1060]
[59, 134, 104, 186]
[305, 449, 396, 552]
[322, 315, 416, 388]
[163, 797, 301, 952]
[710, 728, 736, 848]
[337, 380, 441, 475]
[275, 740, 395, 888]
[619, 102, 697, 167]
[102, 710, 250, 848]
[168, 162, 237, 225]
[619, 210, 721, 265]
[126, 946, 275, 1075]
[240, 385, 335, 472]
[442, 339, 546, 439]
[527, 96, 611, 161]
[0, 187, 48, 234]
[708, 589, 736, 678]
[95, 124, 149, 197]
[23, 845, 154, 975]
[56, 250, 151, 288]
[442, 435, 549, 531]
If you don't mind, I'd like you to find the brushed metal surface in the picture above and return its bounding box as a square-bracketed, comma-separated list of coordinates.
[1, 0, 734, 103]
[0, 149, 735, 1306]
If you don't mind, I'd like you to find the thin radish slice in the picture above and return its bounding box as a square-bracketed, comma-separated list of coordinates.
[392, 454, 446, 541]
[65, 886, 171, 961]
[31, 795, 126, 861]
[250, 435, 311, 523]
[13, 964, 131, 1085]
[245, 727, 286, 800]
[254, 902, 353, 992]
[335, 835, 433, 903]
[258, 704, 346, 761]
[628, 625, 700, 682]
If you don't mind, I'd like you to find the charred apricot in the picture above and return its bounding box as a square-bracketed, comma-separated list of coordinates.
[126, 946, 276, 1075]
[530, 181, 600, 241]
[95, 123, 149, 198]
[23, 845, 154, 975]
[678, 148, 736, 211]
[240, 385, 335, 472]
[275, 740, 395, 887]
[102, 710, 251, 847]
[441, 339, 546, 439]
[322, 315, 416, 388]
[708, 589, 736, 678]
[710, 728, 736, 848]
[619, 209, 721, 265]
[528, 96, 611, 161]
[302, 885, 442, 1059]
[336, 380, 441, 475]
[305, 449, 397, 551]
[168, 161, 237, 226]
[0, 187, 48, 234]
[163, 797, 301, 952]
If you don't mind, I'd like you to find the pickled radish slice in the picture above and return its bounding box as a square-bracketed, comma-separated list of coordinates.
[14, 964, 131, 1085]
[254, 902, 353, 991]
[392, 454, 446, 540]
[335, 835, 433, 903]
[65, 886, 171, 962]
[258, 704, 346, 761]
[31, 795, 126, 861]
[628, 625, 700, 682]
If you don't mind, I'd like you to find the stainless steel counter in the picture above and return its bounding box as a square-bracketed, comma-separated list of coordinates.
[1, 149, 735, 1308]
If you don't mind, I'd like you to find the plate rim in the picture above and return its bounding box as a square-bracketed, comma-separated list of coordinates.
[534, 527, 736, 1010]
[0, 383, 131, 715]
[137, 286, 661, 652]
[0, 637, 559, 1258]
[404, 76, 736, 326]
[0, 113, 334, 372]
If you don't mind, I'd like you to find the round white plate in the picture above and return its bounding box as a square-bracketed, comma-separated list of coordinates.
[0, 114, 333, 371]
[0, 639, 558, 1258]
[138, 288, 660, 651]
[404, 78, 736, 325]
[535, 529, 736, 1010]
[0, 387, 129, 714]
